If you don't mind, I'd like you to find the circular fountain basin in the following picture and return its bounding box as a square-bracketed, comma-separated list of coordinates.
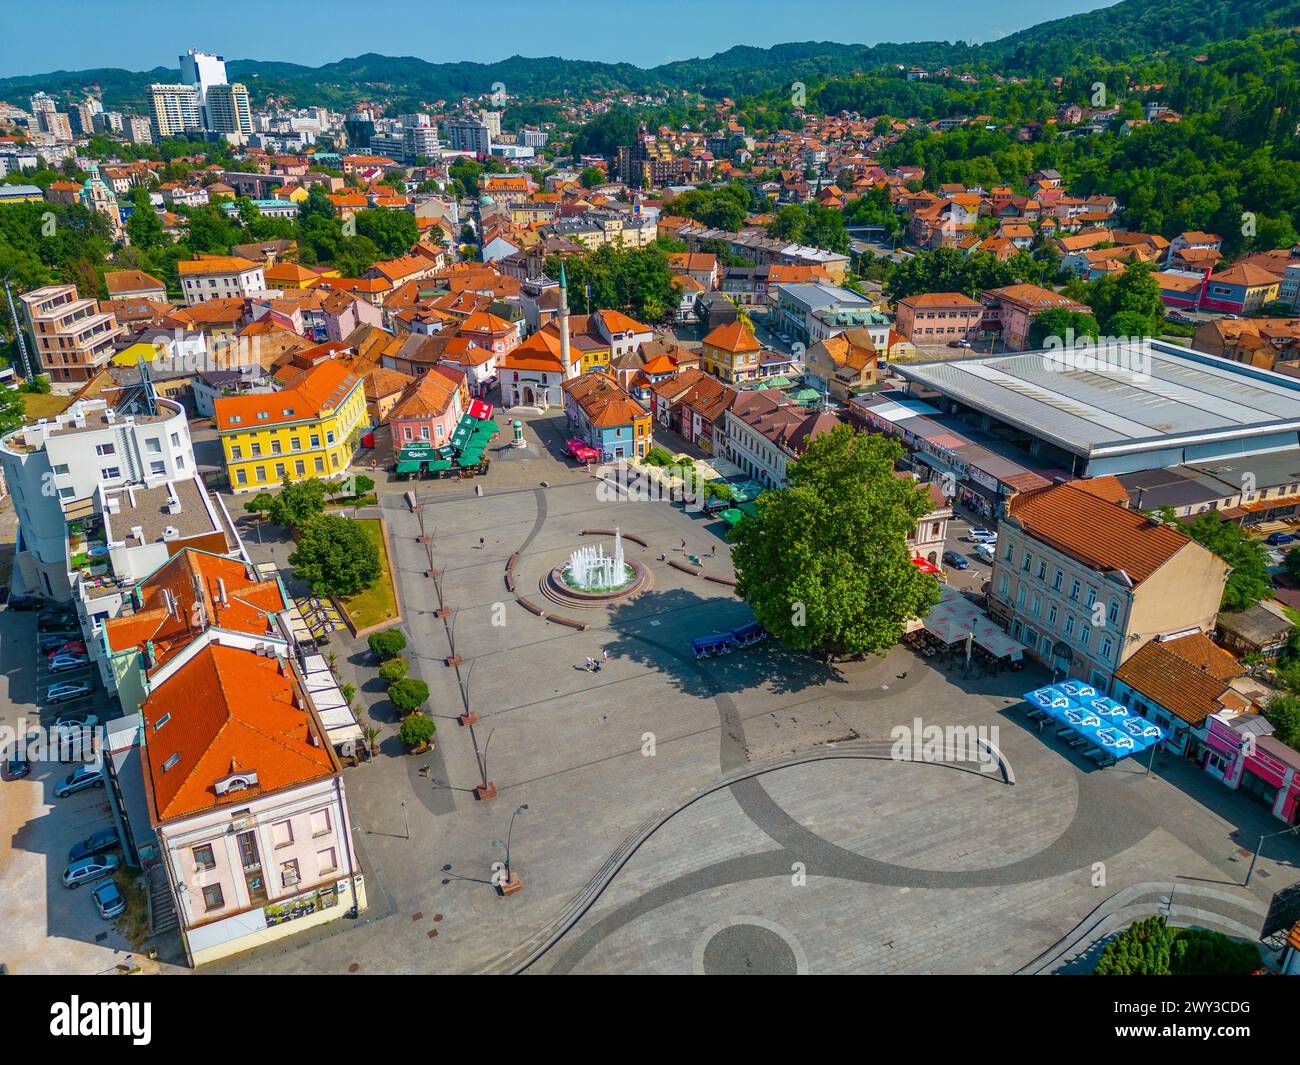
[543, 557, 650, 607]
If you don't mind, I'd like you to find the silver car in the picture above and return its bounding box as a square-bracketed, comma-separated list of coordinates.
[63, 852, 120, 888]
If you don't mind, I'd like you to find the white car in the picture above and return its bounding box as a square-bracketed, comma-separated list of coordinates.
[974, 542, 996, 564]
[53, 711, 99, 734]
[967, 527, 998, 544]
[48, 653, 90, 674]
[45, 681, 93, 704]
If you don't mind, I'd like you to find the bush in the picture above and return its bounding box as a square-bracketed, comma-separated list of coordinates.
[378, 657, 408, 685]
[368, 628, 407, 660]
[388, 677, 430, 714]
[340, 683, 357, 704]
[644, 446, 674, 467]
[1094, 917, 1260, 975]
[398, 711, 436, 748]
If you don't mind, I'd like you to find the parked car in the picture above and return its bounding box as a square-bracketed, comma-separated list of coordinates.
[62, 852, 119, 888]
[53, 711, 99, 734]
[45, 681, 93, 705]
[942, 550, 970, 570]
[37, 612, 79, 633]
[1265, 531, 1295, 546]
[54, 763, 104, 798]
[974, 542, 997, 564]
[48, 653, 90, 674]
[5, 751, 29, 779]
[70, 827, 121, 864]
[967, 527, 997, 543]
[91, 879, 126, 919]
[9, 594, 49, 612]
[39, 635, 75, 655]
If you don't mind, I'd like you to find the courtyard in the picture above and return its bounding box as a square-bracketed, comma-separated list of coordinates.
[192, 414, 1300, 975]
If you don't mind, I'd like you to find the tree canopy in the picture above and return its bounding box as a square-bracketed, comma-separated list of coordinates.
[731, 426, 941, 657]
[289, 514, 382, 597]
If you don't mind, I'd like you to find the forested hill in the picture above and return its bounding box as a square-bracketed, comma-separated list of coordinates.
[4, 0, 1300, 110]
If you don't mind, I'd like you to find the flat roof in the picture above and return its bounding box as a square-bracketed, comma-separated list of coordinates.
[893, 342, 1300, 459]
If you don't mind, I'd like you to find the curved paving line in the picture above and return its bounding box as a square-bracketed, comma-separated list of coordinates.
[471, 740, 1004, 975]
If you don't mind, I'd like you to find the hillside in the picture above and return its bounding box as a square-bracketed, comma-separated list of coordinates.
[3, 0, 1300, 110]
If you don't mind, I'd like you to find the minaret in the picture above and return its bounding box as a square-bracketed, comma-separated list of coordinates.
[558, 261, 572, 375]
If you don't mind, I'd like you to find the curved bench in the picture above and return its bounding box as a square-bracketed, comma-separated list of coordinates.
[514, 596, 588, 631]
[668, 559, 700, 575]
[505, 552, 518, 592]
[581, 528, 648, 548]
[703, 574, 736, 587]
[516, 596, 546, 617]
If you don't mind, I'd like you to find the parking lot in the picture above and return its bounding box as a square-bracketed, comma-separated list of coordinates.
[0, 602, 141, 974]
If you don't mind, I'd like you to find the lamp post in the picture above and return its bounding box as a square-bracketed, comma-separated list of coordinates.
[493, 804, 528, 896]
[1244, 823, 1300, 886]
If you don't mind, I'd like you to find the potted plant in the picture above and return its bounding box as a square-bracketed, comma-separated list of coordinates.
[398, 711, 436, 754]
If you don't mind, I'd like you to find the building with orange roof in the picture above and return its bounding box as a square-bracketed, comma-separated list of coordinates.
[561, 372, 653, 461]
[387, 365, 468, 447]
[136, 637, 366, 965]
[700, 319, 763, 384]
[1201, 263, 1282, 315]
[991, 478, 1228, 686]
[215, 358, 367, 491]
[264, 262, 321, 290]
[177, 256, 266, 306]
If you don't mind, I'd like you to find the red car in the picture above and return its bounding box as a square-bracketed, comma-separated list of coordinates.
[49, 640, 86, 660]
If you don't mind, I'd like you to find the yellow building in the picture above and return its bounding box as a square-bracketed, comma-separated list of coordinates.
[700, 319, 762, 384]
[214, 359, 367, 492]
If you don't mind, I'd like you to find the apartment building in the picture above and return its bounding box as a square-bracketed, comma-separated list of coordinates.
[215, 359, 367, 491]
[0, 395, 194, 602]
[19, 283, 124, 385]
[149, 83, 202, 137]
[178, 256, 266, 306]
[699, 319, 763, 385]
[895, 291, 984, 343]
[988, 478, 1229, 690]
[722, 392, 841, 488]
[978, 284, 1091, 351]
[204, 83, 253, 137]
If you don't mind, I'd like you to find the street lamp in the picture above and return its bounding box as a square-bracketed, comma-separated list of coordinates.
[493, 804, 528, 895]
[1244, 823, 1300, 886]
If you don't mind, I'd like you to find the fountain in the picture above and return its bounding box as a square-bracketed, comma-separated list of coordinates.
[563, 528, 633, 591]
[544, 527, 649, 607]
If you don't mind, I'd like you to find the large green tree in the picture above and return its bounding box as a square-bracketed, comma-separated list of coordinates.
[731, 426, 941, 657]
[289, 514, 381, 597]
[1163, 508, 1270, 612]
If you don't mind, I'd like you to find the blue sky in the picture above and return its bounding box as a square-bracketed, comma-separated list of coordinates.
[0, 1, 1119, 78]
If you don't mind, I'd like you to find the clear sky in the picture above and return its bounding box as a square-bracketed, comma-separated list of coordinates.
[0, 0, 1119, 78]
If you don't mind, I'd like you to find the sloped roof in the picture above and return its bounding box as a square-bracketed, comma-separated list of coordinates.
[1114, 633, 1248, 726]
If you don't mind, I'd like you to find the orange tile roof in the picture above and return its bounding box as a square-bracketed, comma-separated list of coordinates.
[1113, 633, 1247, 726]
[1007, 479, 1196, 585]
[214, 358, 361, 431]
[178, 256, 259, 276]
[388, 370, 459, 421]
[595, 309, 650, 335]
[702, 319, 761, 353]
[562, 372, 649, 428]
[141, 643, 335, 823]
[104, 549, 286, 672]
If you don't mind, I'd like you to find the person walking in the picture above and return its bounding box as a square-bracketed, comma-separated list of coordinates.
[602, 650, 609, 664]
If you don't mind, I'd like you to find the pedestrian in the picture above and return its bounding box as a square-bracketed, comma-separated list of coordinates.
[593, 659, 602, 673]
[602, 649, 609, 664]
[710, 545, 716, 557]
[584, 657, 593, 671]
[478, 537, 485, 549]
[681, 538, 686, 550]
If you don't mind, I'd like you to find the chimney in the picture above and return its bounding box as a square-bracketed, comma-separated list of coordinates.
[162, 525, 179, 540]
[216, 577, 228, 607]
[130, 525, 144, 542]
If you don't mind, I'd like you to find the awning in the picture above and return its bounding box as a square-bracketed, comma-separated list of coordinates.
[911, 557, 941, 574]
[300, 654, 363, 747]
[468, 399, 494, 420]
[395, 460, 422, 474]
[426, 458, 453, 472]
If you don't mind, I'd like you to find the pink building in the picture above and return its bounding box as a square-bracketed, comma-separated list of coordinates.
[387, 365, 468, 447]
[1204, 712, 1300, 826]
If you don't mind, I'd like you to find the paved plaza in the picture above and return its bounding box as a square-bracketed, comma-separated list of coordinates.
[190, 415, 1299, 976]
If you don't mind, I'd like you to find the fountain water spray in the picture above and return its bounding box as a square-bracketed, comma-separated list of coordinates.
[566, 528, 630, 591]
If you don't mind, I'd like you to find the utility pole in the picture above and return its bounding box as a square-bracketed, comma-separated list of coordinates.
[3, 275, 35, 381]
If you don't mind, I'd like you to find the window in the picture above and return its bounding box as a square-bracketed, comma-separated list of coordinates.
[193, 844, 216, 870]
[1036, 560, 1047, 581]
[1107, 599, 1119, 624]
[1030, 593, 1041, 616]
[230, 444, 242, 460]
[202, 884, 225, 911]
[280, 859, 300, 887]
[1052, 569, 1063, 591]
[1064, 614, 1076, 636]
[1079, 626, 1090, 648]
[51, 463, 69, 475]
[1048, 604, 1058, 626]
[271, 440, 282, 455]
[162, 753, 180, 772]
[95, 442, 115, 456]
[1003, 542, 1014, 562]
[1068, 578, 1081, 602]
[235, 468, 247, 485]
[317, 848, 338, 875]
[998, 575, 1010, 598]
[274, 462, 286, 478]
[176, 455, 185, 469]
[170, 432, 180, 447]
[1016, 585, 1026, 606]
[1021, 551, 1032, 572]
[310, 809, 332, 837]
[146, 437, 162, 453]
[100, 466, 121, 480]
[295, 460, 305, 476]
[150, 461, 165, 475]
[271, 820, 294, 848]
[1100, 637, 1114, 661]
[1085, 586, 1097, 608]
[255, 466, 266, 482]
[58, 486, 75, 499]
[314, 457, 324, 473]
[309, 434, 320, 448]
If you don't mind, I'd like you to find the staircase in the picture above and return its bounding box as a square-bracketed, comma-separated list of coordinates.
[144, 860, 179, 935]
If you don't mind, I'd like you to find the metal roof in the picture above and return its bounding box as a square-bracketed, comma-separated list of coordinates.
[895, 342, 1300, 457]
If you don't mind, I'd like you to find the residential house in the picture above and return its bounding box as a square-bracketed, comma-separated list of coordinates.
[561, 372, 653, 461]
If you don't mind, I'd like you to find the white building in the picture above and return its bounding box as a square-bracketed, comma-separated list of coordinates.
[0, 395, 194, 603]
[177, 256, 266, 305]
